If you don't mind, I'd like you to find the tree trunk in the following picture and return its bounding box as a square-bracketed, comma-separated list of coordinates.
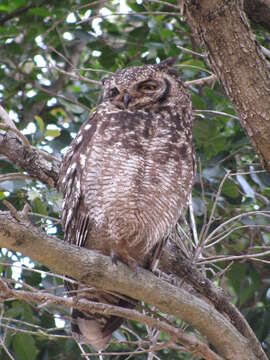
[185, 0, 270, 171]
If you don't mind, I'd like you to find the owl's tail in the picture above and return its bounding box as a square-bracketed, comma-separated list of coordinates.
[69, 288, 135, 351]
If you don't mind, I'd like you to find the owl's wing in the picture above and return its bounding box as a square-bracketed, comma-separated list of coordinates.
[58, 111, 137, 350]
[58, 112, 98, 247]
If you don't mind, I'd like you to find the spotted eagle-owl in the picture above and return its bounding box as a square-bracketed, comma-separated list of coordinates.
[58, 58, 194, 350]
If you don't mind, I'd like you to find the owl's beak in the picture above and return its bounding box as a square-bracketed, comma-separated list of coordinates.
[123, 91, 131, 109]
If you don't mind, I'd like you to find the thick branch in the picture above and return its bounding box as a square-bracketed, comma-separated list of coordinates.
[0, 211, 261, 360]
[0, 130, 60, 187]
[185, 0, 270, 171]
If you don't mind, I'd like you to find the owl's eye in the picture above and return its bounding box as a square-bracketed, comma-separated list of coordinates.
[109, 87, 120, 98]
[137, 81, 158, 92]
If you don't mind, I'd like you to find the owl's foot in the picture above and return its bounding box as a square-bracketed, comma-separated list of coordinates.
[110, 251, 120, 266]
[110, 252, 138, 274]
[126, 258, 138, 274]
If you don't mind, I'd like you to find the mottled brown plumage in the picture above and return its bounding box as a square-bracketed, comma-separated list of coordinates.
[58, 59, 194, 350]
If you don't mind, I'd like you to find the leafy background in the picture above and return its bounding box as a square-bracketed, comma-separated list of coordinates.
[0, 0, 269, 359]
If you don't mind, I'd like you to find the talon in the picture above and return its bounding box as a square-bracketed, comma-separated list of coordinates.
[111, 251, 119, 266]
[128, 259, 138, 274]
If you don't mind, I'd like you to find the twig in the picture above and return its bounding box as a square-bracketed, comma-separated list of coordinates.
[0, 1, 46, 26]
[206, 224, 270, 248]
[176, 64, 213, 74]
[197, 171, 231, 252]
[2, 200, 22, 222]
[177, 45, 204, 58]
[0, 261, 78, 285]
[33, 82, 91, 112]
[83, 341, 174, 357]
[47, 56, 101, 86]
[0, 173, 33, 183]
[198, 250, 270, 265]
[146, 0, 179, 9]
[186, 74, 217, 87]
[261, 45, 270, 59]
[198, 158, 208, 238]
[194, 109, 239, 120]
[77, 343, 92, 360]
[0, 323, 70, 340]
[188, 194, 199, 246]
[0, 278, 223, 360]
[76, 11, 180, 26]
[204, 211, 270, 244]
[0, 336, 15, 360]
[159, 244, 267, 360]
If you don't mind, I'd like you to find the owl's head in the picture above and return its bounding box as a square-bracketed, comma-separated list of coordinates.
[101, 58, 187, 110]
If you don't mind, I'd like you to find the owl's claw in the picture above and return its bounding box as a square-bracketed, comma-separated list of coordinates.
[110, 252, 138, 274]
[127, 258, 138, 274]
[110, 251, 119, 266]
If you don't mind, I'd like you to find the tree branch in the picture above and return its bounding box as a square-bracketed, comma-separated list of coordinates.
[0, 106, 60, 187]
[0, 211, 263, 360]
[186, 75, 217, 88]
[0, 1, 46, 26]
[0, 278, 222, 360]
[185, 0, 270, 172]
[160, 245, 267, 360]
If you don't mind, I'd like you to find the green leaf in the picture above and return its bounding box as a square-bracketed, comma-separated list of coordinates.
[28, 7, 50, 17]
[22, 268, 42, 286]
[227, 263, 246, 293]
[239, 284, 254, 306]
[34, 115, 45, 133]
[222, 180, 239, 199]
[191, 94, 206, 109]
[44, 129, 61, 138]
[32, 197, 47, 216]
[0, 6, 9, 11]
[11, 301, 34, 322]
[13, 333, 38, 360]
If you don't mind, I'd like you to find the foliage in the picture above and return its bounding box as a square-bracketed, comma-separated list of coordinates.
[0, 0, 269, 359]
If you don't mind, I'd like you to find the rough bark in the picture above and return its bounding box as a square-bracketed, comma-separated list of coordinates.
[0, 211, 261, 360]
[0, 131, 60, 187]
[185, 0, 270, 171]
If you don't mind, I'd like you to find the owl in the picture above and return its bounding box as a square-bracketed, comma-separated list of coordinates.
[58, 58, 194, 350]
